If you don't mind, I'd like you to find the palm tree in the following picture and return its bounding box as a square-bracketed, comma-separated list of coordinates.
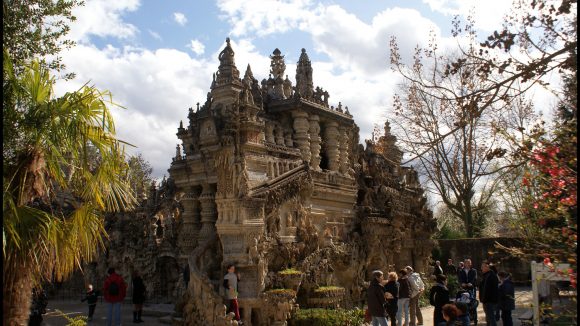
[3, 51, 137, 325]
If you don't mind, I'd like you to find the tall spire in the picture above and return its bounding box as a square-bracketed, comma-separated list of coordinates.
[270, 48, 286, 80]
[243, 64, 255, 84]
[296, 48, 314, 98]
[215, 37, 241, 87]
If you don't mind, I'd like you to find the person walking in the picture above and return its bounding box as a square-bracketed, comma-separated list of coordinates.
[132, 271, 146, 323]
[104, 267, 127, 326]
[384, 272, 400, 326]
[367, 270, 389, 326]
[405, 266, 425, 326]
[479, 261, 499, 326]
[498, 271, 515, 326]
[429, 274, 450, 326]
[223, 264, 242, 324]
[397, 269, 411, 326]
[81, 284, 98, 322]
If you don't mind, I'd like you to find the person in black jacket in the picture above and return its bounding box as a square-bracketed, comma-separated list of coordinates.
[132, 271, 146, 323]
[479, 261, 499, 326]
[429, 274, 450, 326]
[81, 284, 98, 322]
[457, 259, 477, 297]
[498, 271, 515, 326]
[367, 270, 389, 326]
[384, 272, 399, 326]
[397, 269, 411, 326]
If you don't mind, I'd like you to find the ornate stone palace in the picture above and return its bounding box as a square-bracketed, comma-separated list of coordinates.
[63, 38, 436, 326]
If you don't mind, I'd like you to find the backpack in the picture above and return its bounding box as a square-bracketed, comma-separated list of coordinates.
[109, 281, 120, 296]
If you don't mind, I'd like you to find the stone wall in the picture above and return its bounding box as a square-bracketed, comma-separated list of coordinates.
[435, 237, 531, 284]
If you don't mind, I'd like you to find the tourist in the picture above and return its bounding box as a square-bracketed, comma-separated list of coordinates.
[104, 267, 128, 326]
[396, 269, 411, 326]
[479, 260, 499, 326]
[405, 266, 425, 326]
[498, 271, 515, 326]
[429, 274, 450, 326]
[444, 259, 456, 276]
[457, 259, 476, 298]
[456, 262, 464, 278]
[29, 287, 48, 326]
[457, 259, 477, 323]
[132, 271, 146, 323]
[223, 264, 242, 324]
[367, 270, 389, 326]
[384, 272, 399, 326]
[433, 261, 443, 278]
[81, 284, 98, 322]
[439, 303, 463, 326]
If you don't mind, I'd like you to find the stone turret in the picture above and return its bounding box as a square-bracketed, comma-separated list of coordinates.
[295, 48, 314, 99]
[213, 38, 242, 90]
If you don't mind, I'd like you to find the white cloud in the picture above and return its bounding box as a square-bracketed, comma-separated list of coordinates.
[148, 29, 162, 41]
[173, 12, 188, 26]
[188, 39, 205, 55]
[54, 43, 216, 177]
[422, 0, 514, 32]
[216, 0, 314, 37]
[68, 0, 140, 43]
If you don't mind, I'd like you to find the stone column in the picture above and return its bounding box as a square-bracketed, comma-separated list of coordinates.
[309, 115, 321, 170]
[292, 110, 311, 163]
[198, 183, 217, 242]
[338, 126, 350, 174]
[275, 125, 285, 145]
[265, 122, 275, 143]
[178, 189, 201, 254]
[324, 121, 340, 171]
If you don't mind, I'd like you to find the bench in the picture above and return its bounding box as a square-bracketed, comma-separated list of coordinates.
[518, 310, 533, 325]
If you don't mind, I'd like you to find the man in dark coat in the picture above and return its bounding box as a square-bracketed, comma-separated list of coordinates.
[132, 271, 146, 323]
[498, 271, 515, 326]
[458, 259, 477, 297]
[429, 274, 450, 326]
[479, 261, 499, 326]
[445, 259, 457, 276]
[367, 270, 389, 326]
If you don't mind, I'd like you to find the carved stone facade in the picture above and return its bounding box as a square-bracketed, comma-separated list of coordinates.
[168, 39, 436, 325]
[56, 38, 435, 325]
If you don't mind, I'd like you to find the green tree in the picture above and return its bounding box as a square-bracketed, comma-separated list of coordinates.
[2, 0, 82, 78]
[2, 52, 136, 325]
[127, 153, 154, 199]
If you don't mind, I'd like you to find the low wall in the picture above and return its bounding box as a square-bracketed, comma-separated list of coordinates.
[435, 237, 531, 284]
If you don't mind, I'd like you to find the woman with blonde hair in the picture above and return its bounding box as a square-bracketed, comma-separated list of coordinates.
[384, 272, 399, 326]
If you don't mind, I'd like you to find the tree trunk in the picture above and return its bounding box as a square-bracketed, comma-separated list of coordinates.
[3, 256, 35, 326]
[464, 202, 474, 238]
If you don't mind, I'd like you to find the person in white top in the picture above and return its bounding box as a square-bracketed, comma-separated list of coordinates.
[405, 266, 425, 326]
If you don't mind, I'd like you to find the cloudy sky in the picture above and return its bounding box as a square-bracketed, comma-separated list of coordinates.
[54, 0, 538, 180]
